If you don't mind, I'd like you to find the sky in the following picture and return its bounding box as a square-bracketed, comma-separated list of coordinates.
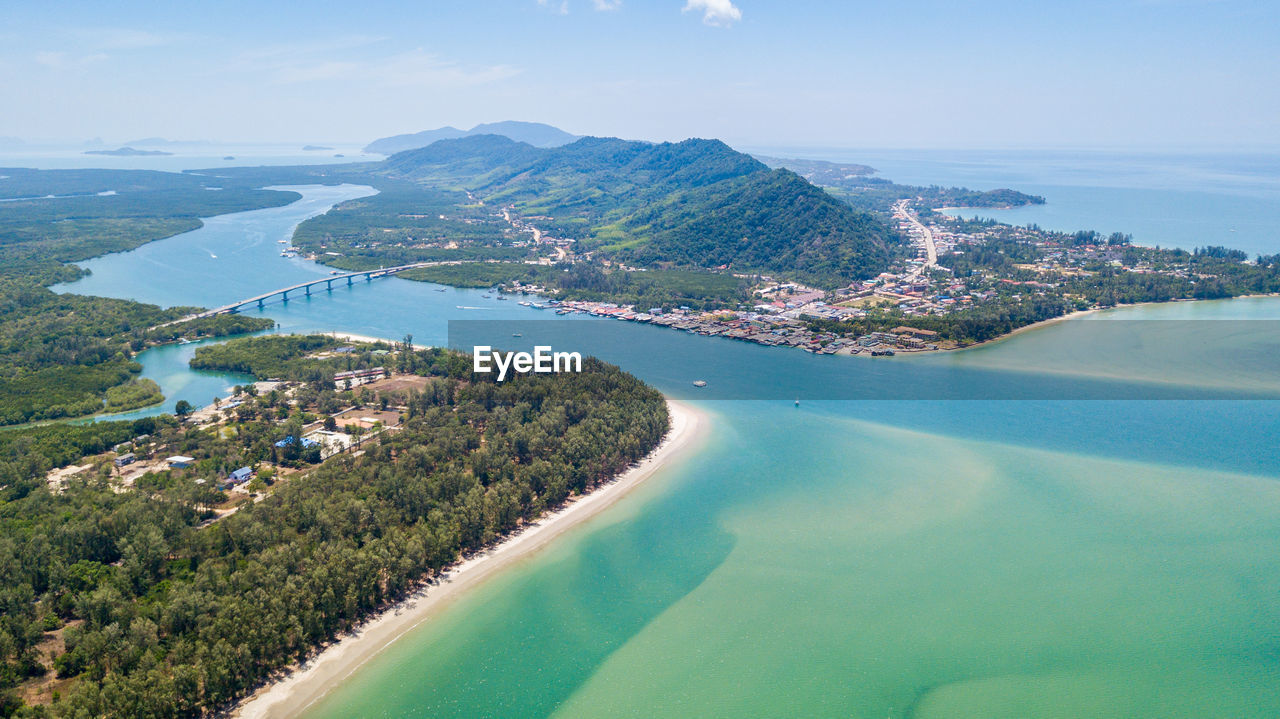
[2, 0, 1278, 150]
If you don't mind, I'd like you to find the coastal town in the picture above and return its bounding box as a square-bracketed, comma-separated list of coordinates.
[478, 193, 1275, 355]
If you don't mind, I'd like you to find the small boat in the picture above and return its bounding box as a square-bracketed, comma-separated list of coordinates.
[496, 296, 509, 301]
[435, 288, 447, 292]
[330, 270, 341, 275]
[277, 239, 287, 243]
[795, 398, 800, 407]
[693, 380, 707, 388]
[512, 332, 522, 337]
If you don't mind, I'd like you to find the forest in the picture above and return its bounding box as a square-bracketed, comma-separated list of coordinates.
[0, 336, 668, 717]
[611, 169, 897, 287]
[0, 169, 299, 285]
[0, 169, 287, 426]
[398, 262, 756, 311]
[0, 281, 272, 426]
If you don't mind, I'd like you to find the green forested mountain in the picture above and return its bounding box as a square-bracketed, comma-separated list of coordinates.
[375, 135, 902, 286]
[614, 169, 895, 286]
[196, 134, 906, 287]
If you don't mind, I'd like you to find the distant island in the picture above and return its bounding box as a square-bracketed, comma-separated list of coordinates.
[302, 145, 333, 151]
[364, 121, 581, 154]
[83, 146, 173, 157]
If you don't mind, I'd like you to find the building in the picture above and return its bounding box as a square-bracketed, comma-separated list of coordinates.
[113, 452, 136, 468]
[229, 467, 253, 484]
[333, 366, 388, 389]
[166, 455, 195, 469]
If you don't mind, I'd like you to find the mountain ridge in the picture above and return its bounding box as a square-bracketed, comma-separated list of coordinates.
[377, 134, 901, 286]
[364, 121, 580, 154]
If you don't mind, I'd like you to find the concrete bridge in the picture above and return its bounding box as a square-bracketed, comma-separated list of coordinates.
[157, 262, 458, 328]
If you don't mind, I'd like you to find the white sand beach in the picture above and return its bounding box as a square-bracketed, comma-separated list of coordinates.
[233, 399, 707, 719]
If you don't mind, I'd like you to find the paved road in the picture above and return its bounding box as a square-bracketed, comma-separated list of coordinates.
[894, 199, 937, 277]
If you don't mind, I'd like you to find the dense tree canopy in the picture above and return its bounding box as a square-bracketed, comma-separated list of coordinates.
[0, 337, 668, 717]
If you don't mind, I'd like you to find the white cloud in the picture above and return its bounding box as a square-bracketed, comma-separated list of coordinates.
[683, 0, 742, 26]
[591, 0, 623, 9]
[536, 0, 570, 14]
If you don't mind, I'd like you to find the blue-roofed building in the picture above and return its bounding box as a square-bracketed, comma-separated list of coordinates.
[274, 436, 319, 448]
[230, 467, 253, 483]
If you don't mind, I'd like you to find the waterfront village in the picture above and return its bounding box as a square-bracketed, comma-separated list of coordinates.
[45, 350, 412, 509]
[486, 198, 1155, 355]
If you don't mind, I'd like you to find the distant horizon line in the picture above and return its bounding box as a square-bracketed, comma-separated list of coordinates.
[2, 135, 1278, 157]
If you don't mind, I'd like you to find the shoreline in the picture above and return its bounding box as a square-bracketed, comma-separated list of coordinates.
[896, 307, 1103, 357]
[324, 331, 432, 351]
[895, 293, 1280, 359]
[231, 398, 707, 719]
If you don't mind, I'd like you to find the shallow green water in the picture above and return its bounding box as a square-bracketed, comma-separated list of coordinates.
[306, 406, 1280, 719]
[54, 186, 1280, 717]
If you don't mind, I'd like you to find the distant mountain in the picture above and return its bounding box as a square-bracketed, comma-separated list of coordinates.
[756, 155, 877, 182]
[379, 135, 900, 286]
[364, 121, 580, 154]
[84, 146, 173, 157]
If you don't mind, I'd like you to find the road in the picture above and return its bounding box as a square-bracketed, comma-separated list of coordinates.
[894, 198, 937, 278]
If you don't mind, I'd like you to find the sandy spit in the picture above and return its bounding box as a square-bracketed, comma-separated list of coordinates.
[232, 399, 707, 719]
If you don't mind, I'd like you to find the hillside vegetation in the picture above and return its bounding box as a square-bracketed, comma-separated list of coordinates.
[377, 135, 902, 287]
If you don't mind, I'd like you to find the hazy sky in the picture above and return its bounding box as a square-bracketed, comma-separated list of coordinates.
[3, 0, 1277, 149]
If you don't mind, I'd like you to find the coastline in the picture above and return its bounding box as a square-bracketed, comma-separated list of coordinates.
[231, 398, 707, 719]
[324, 331, 431, 350]
[896, 307, 1103, 358]
[895, 293, 1280, 359]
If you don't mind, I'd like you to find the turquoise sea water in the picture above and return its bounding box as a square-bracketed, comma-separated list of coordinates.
[54, 171, 1280, 717]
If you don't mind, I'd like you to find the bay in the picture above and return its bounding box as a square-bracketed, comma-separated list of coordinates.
[51, 176, 1280, 717]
